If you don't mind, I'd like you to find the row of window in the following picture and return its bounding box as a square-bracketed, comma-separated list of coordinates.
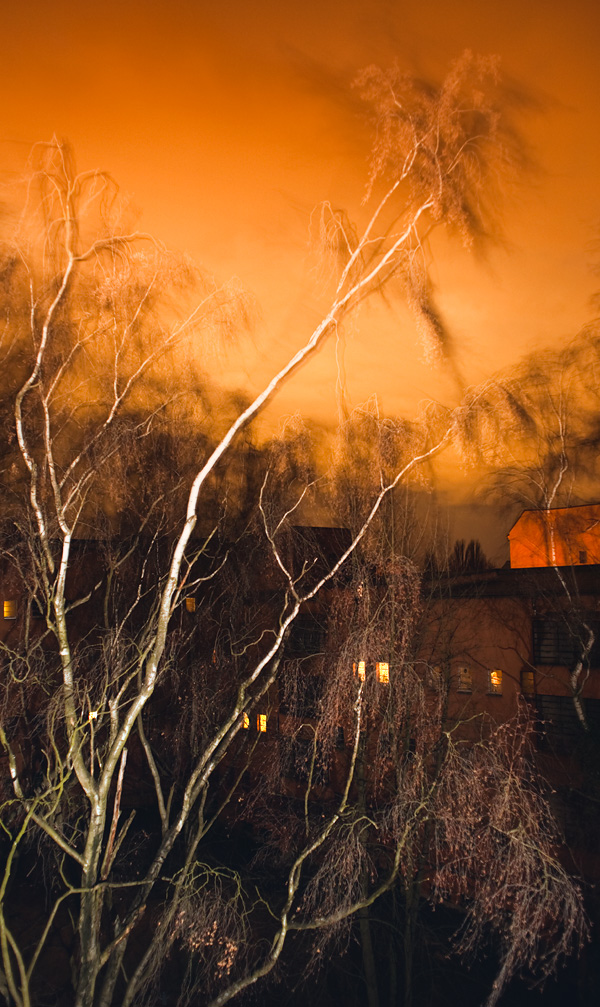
[3, 599, 44, 620]
[4, 599, 594, 692]
[350, 661, 506, 696]
[238, 666, 541, 733]
[242, 714, 342, 745]
[242, 712, 268, 733]
[353, 660, 390, 684]
[245, 693, 598, 746]
[292, 616, 600, 672]
[456, 666, 503, 695]
[240, 699, 600, 788]
[457, 667, 538, 696]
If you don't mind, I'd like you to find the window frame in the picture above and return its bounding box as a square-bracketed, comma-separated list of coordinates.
[3, 600, 17, 620]
[488, 669, 503, 695]
[376, 661, 390, 684]
[520, 669, 536, 696]
[353, 660, 366, 682]
[457, 666, 472, 693]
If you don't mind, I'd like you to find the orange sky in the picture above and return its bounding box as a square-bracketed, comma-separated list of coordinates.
[3, 0, 600, 451]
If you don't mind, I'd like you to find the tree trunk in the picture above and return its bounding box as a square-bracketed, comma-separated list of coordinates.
[357, 736, 380, 1007]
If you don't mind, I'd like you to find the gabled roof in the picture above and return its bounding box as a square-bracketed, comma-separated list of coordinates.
[508, 503, 600, 569]
[508, 503, 600, 538]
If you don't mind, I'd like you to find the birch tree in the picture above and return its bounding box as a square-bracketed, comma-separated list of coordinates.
[0, 54, 586, 1007]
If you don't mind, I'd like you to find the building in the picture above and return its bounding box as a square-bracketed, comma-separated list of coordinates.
[508, 503, 600, 569]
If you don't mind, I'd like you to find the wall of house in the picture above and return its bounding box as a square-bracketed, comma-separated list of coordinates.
[509, 504, 600, 568]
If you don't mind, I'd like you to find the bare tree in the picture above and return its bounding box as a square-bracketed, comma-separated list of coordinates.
[490, 346, 600, 731]
[259, 445, 586, 1007]
[0, 53, 586, 1007]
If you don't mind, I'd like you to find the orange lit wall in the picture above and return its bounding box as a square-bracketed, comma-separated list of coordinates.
[508, 504, 600, 569]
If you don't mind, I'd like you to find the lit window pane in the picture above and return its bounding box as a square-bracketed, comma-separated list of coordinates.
[242, 713, 250, 729]
[257, 713, 267, 733]
[353, 660, 366, 682]
[376, 661, 389, 684]
[3, 600, 16, 620]
[185, 597, 196, 613]
[489, 669, 503, 695]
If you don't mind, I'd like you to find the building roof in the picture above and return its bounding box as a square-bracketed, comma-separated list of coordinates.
[508, 504, 600, 569]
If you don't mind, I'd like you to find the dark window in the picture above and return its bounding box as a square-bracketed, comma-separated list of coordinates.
[520, 669, 536, 696]
[579, 550, 587, 564]
[279, 674, 324, 717]
[553, 788, 599, 852]
[286, 616, 325, 657]
[534, 695, 600, 750]
[280, 735, 329, 785]
[533, 619, 574, 666]
[533, 618, 600, 668]
[288, 526, 352, 585]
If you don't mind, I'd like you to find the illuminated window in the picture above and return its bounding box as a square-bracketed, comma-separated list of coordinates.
[242, 713, 250, 729]
[488, 669, 503, 695]
[376, 661, 389, 684]
[257, 713, 267, 733]
[520, 669, 535, 696]
[457, 667, 472, 693]
[353, 660, 366, 682]
[3, 600, 16, 620]
[185, 597, 196, 613]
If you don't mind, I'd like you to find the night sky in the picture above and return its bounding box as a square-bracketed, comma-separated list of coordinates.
[4, 0, 600, 533]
